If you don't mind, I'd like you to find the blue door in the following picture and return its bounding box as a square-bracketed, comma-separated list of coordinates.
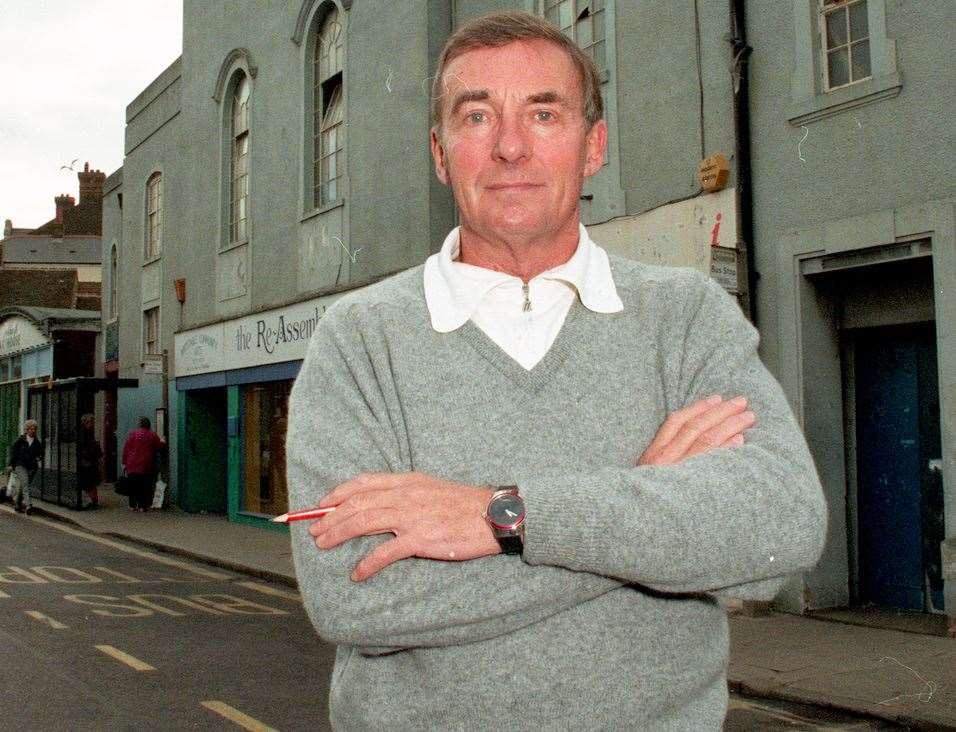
[855, 324, 943, 611]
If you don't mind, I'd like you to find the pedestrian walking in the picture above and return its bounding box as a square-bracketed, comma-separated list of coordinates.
[77, 413, 103, 509]
[121, 417, 165, 512]
[7, 419, 43, 515]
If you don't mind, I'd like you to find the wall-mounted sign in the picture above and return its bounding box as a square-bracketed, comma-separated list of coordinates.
[698, 153, 730, 193]
[174, 291, 347, 378]
[0, 316, 49, 358]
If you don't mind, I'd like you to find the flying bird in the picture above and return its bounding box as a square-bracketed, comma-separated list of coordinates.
[58, 159, 79, 171]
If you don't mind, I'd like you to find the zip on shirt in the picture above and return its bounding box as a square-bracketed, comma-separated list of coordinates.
[522, 282, 532, 312]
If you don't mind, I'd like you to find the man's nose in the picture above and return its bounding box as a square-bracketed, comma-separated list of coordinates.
[492, 113, 531, 163]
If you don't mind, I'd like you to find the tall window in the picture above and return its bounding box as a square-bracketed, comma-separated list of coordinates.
[821, 0, 871, 90]
[231, 75, 251, 243]
[544, 0, 607, 69]
[146, 173, 162, 259]
[109, 244, 117, 319]
[143, 307, 160, 357]
[314, 8, 344, 207]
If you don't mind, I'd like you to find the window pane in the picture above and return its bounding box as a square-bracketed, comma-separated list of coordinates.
[849, 1, 868, 41]
[592, 40, 606, 70]
[593, 10, 605, 42]
[546, 8, 560, 25]
[576, 15, 592, 48]
[559, 0, 572, 30]
[851, 39, 871, 80]
[592, 0, 604, 10]
[825, 9, 848, 49]
[827, 47, 850, 87]
[327, 179, 337, 203]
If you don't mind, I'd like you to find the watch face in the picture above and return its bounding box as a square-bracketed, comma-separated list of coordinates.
[487, 494, 525, 529]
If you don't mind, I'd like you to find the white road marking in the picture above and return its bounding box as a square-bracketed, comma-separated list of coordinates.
[201, 701, 278, 732]
[234, 581, 300, 602]
[13, 512, 231, 580]
[25, 610, 67, 629]
[94, 645, 155, 671]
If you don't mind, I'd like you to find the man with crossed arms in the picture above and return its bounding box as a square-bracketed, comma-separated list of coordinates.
[287, 10, 826, 730]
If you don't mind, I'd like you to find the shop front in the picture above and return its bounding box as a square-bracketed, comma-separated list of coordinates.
[174, 293, 344, 528]
[0, 309, 52, 462]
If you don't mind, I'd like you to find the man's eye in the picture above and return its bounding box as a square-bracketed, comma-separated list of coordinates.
[535, 111, 554, 122]
[466, 111, 486, 124]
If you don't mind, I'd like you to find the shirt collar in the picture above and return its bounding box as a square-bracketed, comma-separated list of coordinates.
[423, 223, 624, 332]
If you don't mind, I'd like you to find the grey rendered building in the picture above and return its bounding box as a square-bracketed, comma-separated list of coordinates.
[747, 1, 955, 625]
[103, 0, 952, 626]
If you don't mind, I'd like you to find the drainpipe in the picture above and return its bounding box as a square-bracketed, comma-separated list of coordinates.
[729, 0, 757, 324]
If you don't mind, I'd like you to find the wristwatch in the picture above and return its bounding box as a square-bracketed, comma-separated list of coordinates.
[483, 485, 525, 555]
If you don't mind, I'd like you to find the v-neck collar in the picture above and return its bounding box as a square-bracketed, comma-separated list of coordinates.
[454, 296, 588, 394]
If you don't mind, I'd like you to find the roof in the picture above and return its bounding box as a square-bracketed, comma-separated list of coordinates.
[1, 235, 101, 264]
[0, 304, 100, 324]
[0, 269, 79, 309]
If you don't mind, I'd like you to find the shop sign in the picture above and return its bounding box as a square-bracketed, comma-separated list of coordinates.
[0, 316, 49, 357]
[175, 292, 346, 377]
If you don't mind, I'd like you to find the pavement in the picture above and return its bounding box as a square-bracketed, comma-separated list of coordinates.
[19, 484, 956, 731]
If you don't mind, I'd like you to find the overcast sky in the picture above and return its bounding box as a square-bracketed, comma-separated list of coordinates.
[1, 1, 183, 230]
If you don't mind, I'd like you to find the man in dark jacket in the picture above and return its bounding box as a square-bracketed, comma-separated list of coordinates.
[8, 419, 43, 514]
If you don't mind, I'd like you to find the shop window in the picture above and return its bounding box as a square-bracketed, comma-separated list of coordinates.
[242, 380, 293, 517]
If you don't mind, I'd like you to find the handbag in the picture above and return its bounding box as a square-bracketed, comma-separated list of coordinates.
[114, 472, 131, 497]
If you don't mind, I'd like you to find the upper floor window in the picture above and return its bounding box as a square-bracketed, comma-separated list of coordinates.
[544, 0, 607, 70]
[314, 7, 344, 207]
[109, 244, 117, 320]
[821, 0, 871, 91]
[146, 173, 162, 259]
[231, 74, 251, 243]
[143, 307, 160, 357]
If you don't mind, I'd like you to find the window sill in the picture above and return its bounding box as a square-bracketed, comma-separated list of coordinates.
[219, 237, 249, 254]
[300, 199, 345, 222]
[142, 254, 162, 267]
[788, 72, 902, 126]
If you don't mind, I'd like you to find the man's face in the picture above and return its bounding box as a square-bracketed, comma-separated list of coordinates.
[431, 40, 607, 246]
[25, 425, 36, 438]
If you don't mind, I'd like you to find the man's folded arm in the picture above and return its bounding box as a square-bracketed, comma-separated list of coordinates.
[516, 274, 828, 599]
[287, 303, 622, 654]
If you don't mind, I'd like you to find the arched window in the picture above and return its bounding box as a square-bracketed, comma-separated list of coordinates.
[314, 7, 344, 207]
[109, 243, 118, 320]
[145, 173, 162, 259]
[231, 74, 251, 243]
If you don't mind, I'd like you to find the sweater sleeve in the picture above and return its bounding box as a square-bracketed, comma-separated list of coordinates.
[286, 302, 622, 653]
[518, 274, 828, 599]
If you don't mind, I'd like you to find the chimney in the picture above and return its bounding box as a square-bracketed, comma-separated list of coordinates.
[3, 219, 11, 238]
[77, 162, 106, 207]
[55, 194, 76, 223]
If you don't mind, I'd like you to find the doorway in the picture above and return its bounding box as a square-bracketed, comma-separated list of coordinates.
[851, 323, 944, 612]
[182, 387, 227, 513]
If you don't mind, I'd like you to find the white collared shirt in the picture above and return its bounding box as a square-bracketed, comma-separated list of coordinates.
[423, 224, 624, 370]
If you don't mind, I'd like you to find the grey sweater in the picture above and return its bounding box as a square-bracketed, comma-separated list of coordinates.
[287, 256, 827, 731]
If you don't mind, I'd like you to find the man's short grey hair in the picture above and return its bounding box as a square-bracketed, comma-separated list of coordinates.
[23, 419, 38, 431]
[431, 10, 604, 130]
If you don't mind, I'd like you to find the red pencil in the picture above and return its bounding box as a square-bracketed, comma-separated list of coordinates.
[271, 506, 337, 523]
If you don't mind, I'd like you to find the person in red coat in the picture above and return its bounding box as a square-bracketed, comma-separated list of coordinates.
[121, 417, 165, 512]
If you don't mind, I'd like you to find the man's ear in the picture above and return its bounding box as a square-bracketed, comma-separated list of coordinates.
[583, 119, 608, 178]
[431, 126, 450, 185]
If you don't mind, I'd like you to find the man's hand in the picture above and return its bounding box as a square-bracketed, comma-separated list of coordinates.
[308, 472, 500, 582]
[638, 394, 754, 466]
